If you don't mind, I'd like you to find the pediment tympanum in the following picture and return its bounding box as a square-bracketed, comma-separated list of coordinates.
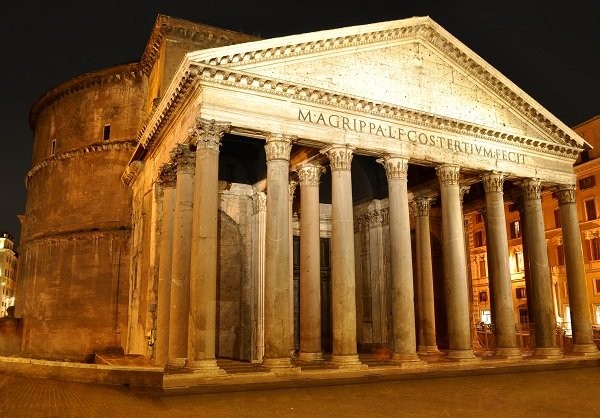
[187, 17, 584, 151]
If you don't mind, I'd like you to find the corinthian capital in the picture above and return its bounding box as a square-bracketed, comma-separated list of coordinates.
[323, 144, 354, 171]
[297, 162, 325, 187]
[377, 154, 409, 180]
[252, 192, 266, 213]
[264, 133, 293, 162]
[556, 184, 576, 204]
[289, 179, 298, 199]
[189, 118, 230, 151]
[436, 164, 460, 187]
[410, 196, 435, 217]
[520, 178, 542, 201]
[171, 143, 195, 173]
[481, 171, 506, 193]
[158, 162, 177, 188]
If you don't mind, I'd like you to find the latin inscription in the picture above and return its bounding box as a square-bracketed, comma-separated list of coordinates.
[298, 109, 526, 164]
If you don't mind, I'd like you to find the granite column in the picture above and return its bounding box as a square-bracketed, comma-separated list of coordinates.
[187, 118, 230, 374]
[436, 164, 476, 360]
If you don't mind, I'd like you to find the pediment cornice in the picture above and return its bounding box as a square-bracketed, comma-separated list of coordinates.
[188, 17, 583, 150]
[136, 62, 581, 161]
[140, 14, 259, 74]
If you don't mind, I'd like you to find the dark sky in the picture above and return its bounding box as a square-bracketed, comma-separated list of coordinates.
[2, 1, 599, 246]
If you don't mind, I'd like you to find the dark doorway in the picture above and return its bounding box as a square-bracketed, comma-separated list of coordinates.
[292, 236, 332, 354]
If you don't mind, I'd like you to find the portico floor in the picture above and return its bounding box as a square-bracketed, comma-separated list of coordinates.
[2, 350, 599, 394]
[163, 351, 600, 395]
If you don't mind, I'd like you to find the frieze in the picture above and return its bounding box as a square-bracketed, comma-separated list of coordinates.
[190, 52, 579, 159]
[481, 172, 505, 193]
[297, 162, 325, 186]
[197, 63, 577, 158]
[189, 118, 231, 151]
[264, 134, 293, 161]
[555, 184, 577, 204]
[324, 145, 354, 171]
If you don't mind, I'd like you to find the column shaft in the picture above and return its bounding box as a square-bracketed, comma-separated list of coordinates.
[262, 134, 294, 369]
[155, 164, 177, 367]
[521, 179, 561, 358]
[168, 144, 195, 367]
[252, 192, 267, 362]
[411, 197, 440, 354]
[289, 180, 298, 354]
[482, 172, 521, 358]
[298, 163, 324, 361]
[436, 165, 476, 360]
[188, 119, 229, 373]
[557, 185, 599, 354]
[379, 155, 420, 364]
[325, 145, 363, 368]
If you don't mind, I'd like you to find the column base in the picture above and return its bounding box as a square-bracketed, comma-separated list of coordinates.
[446, 349, 479, 362]
[329, 354, 368, 370]
[391, 352, 427, 368]
[298, 352, 324, 362]
[187, 359, 226, 375]
[418, 345, 442, 355]
[532, 347, 563, 359]
[571, 344, 600, 356]
[166, 357, 187, 369]
[493, 347, 523, 360]
[260, 357, 301, 374]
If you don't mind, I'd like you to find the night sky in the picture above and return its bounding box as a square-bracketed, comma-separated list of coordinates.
[2, 1, 599, 246]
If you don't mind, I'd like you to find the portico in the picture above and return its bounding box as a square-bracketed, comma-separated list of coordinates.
[123, 16, 596, 374]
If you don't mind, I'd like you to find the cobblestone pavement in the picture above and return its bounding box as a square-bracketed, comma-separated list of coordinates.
[1, 364, 599, 418]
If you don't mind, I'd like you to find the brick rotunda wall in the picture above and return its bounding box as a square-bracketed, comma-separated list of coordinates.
[17, 64, 145, 361]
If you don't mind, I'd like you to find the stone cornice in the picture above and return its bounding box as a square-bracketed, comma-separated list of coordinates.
[137, 66, 201, 152]
[574, 158, 600, 176]
[139, 14, 259, 75]
[20, 227, 130, 248]
[122, 161, 145, 188]
[189, 17, 582, 151]
[24, 140, 137, 189]
[191, 64, 580, 158]
[29, 64, 143, 129]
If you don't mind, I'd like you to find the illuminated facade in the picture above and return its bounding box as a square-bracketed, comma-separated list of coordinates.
[19, 14, 599, 368]
[0, 233, 17, 317]
[469, 115, 600, 343]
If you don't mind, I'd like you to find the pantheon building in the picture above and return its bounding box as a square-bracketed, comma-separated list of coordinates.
[17, 14, 598, 371]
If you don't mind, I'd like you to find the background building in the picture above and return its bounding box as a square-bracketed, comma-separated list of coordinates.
[0, 232, 17, 317]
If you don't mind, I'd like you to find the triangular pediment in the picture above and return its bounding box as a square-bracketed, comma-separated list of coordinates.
[186, 17, 585, 150]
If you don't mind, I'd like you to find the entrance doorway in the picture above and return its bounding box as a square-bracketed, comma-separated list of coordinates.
[293, 236, 332, 354]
